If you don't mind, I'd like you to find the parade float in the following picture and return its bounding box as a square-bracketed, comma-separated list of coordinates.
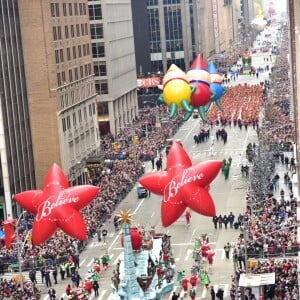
[110, 210, 175, 300]
[241, 52, 252, 75]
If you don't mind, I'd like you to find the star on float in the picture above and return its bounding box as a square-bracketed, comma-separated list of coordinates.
[138, 142, 222, 227]
[117, 209, 133, 226]
[14, 163, 99, 245]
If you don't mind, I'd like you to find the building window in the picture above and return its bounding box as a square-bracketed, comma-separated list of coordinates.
[62, 118, 66, 132]
[65, 93, 69, 107]
[66, 116, 71, 129]
[88, 104, 92, 116]
[59, 49, 64, 62]
[78, 109, 82, 123]
[73, 112, 77, 126]
[53, 27, 57, 40]
[80, 66, 84, 78]
[63, 3, 67, 16]
[88, 4, 102, 20]
[90, 23, 103, 39]
[81, 24, 85, 36]
[74, 3, 78, 16]
[55, 50, 59, 63]
[61, 71, 66, 83]
[83, 44, 86, 56]
[84, 64, 88, 76]
[67, 47, 71, 60]
[78, 45, 82, 57]
[94, 62, 107, 76]
[57, 26, 62, 40]
[83, 107, 87, 120]
[71, 25, 75, 38]
[95, 80, 108, 94]
[86, 43, 90, 55]
[88, 63, 91, 75]
[55, 3, 60, 16]
[73, 46, 76, 59]
[57, 72, 62, 86]
[79, 3, 83, 15]
[65, 25, 69, 38]
[74, 68, 78, 80]
[69, 69, 73, 82]
[50, 3, 55, 17]
[68, 3, 73, 16]
[83, 3, 86, 15]
[85, 23, 88, 35]
[76, 24, 80, 37]
[92, 42, 105, 57]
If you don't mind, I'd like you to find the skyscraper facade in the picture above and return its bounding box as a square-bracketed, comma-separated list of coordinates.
[88, 0, 138, 135]
[0, 0, 36, 218]
[18, 0, 100, 189]
[132, 0, 240, 75]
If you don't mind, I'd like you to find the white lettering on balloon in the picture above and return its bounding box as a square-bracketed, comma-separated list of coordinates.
[164, 169, 204, 201]
[36, 191, 79, 221]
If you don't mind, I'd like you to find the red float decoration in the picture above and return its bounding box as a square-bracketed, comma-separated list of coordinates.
[14, 163, 99, 245]
[120, 228, 142, 250]
[138, 142, 222, 227]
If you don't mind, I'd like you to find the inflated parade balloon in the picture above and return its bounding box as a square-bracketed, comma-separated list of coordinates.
[158, 64, 195, 119]
[14, 163, 99, 245]
[187, 55, 211, 121]
[205, 61, 226, 113]
[138, 142, 222, 227]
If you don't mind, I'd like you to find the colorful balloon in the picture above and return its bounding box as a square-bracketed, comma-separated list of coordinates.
[206, 61, 226, 112]
[158, 64, 194, 119]
[14, 163, 99, 245]
[187, 55, 211, 121]
[138, 142, 222, 227]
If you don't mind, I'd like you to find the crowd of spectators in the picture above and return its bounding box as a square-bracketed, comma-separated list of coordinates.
[229, 24, 299, 300]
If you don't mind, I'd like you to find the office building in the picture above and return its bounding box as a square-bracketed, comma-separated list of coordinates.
[88, 0, 138, 135]
[17, 0, 100, 188]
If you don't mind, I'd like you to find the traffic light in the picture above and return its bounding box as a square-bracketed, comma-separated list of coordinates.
[133, 135, 138, 144]
[111, 142, 118, 151]
[3, 219, 16, 248]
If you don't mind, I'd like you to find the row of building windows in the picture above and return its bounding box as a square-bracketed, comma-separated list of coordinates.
[59, 82, 94, 109]
[54, 44, 91, 64]
[53, 23, 89, 41]
[51, 2, 87, 18]
[57, 63, 92, 86]
[61, 102, 95, 132]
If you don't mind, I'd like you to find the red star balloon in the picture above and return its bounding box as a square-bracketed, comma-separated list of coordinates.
[14, 163, 99, 245]
[138, 142, 222, 227]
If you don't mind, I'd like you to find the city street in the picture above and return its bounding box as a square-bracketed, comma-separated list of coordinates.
[34, 120, 258, 300]
[5, 48, 274, 300]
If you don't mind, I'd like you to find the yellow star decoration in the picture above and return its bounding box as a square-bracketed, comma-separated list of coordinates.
[117, 209, 133, 226]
